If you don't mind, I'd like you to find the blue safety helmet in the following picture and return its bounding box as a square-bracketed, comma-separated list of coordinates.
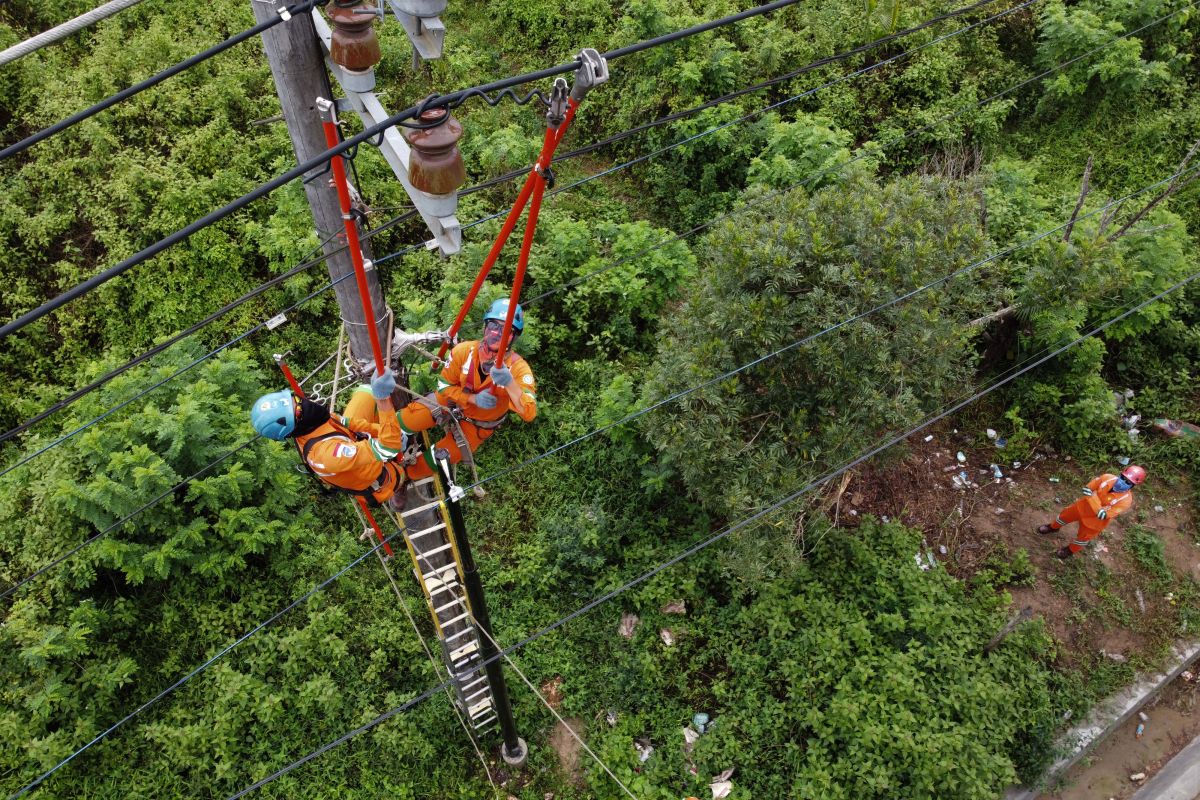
[250, 390, 296, 440]
[484, 298, 524, 333]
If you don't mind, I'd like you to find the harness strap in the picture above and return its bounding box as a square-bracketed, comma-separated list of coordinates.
[296, 420, 393, 503]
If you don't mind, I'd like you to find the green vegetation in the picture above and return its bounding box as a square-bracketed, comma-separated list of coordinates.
[1, 0, 1199, 796]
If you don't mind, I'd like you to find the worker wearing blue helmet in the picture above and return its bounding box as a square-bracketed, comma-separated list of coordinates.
[250, 367, 408, 508]
[399, 298, 537, 479]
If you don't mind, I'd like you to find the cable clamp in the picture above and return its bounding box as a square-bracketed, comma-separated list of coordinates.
[570, 48, 609, 103]
[277, 5, 292, 21]
[545, 78, 569, 129]
[266, 313, 288, 330]
[535, 164, 556, 190]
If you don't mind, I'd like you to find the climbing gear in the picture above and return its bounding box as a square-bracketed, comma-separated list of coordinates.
[1121, 464, 1146, 485]
[484, 299, 524, 333]
[295, 417, 403, 505]
[1037, 524, 1054, 535]
[250, 390, 297, 440]
[437, 50, 607, 368]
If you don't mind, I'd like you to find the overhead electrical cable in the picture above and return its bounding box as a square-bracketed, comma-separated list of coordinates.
[0, 0, 801, 340]
[0, 0, 323, 161]
[0, 17, 1184, 588]
[226, 263, 1200, 799]
[0, 0, 146, 67]
[8, 163, 1192, 797]
[0, 0, 1016, 462]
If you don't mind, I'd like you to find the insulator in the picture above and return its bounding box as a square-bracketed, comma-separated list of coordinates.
[328, 2, 381, 89]
[403, 108, 466, 196]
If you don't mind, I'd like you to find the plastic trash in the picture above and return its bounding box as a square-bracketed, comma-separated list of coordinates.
[1153, 418, 1200, 440]
[711, 768, 734, 799]
[923, 434, 934, 442]
[995, 508, 1005, 514]
[938, 545, 948, 555]
[1136, 723, 1145, 738]
[995, 437, 1006, 448]
[619, 612, 639, 639]
[1131, 773, 1147, 782]
[635, 741, 654, 763]
[986, 428, 997, 439]
[693, 713, 710, 733]
[1049, 476, 1061, 483]
[956, 451, 967, 463]
[1154, 505, 1165, 513]
[991, 464, 1003, 479]
[1118, 456, 1131, 466]
[683, 726, 701, 748]
[660, 628, 675, 647]
[606, 710, 618, 727]
[661, 600, 687, 615]
[1138, 711, 1149, 722]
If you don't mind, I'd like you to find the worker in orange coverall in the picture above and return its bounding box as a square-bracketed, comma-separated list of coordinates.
[250, 368, 408, 509]
[400, 299, 537, 480]
[1037, 465, 1146, 559]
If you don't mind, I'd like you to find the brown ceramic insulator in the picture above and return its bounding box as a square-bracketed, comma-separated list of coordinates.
[327, 3, 381, 72]
[403, 108, 466, 195]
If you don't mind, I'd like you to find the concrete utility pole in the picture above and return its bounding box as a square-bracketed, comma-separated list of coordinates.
[250, 0, 390, 364]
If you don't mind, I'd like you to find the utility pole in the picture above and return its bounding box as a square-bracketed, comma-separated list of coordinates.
[250, 0, 390, 363]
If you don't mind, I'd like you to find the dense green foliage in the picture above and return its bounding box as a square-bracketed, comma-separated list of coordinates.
[2, 0, 1199, 796]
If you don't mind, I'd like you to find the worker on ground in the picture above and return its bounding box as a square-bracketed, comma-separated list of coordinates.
[1037, 465, 1146, 559]
[250, 367, 408, 510]
[399, 299, 537, 480]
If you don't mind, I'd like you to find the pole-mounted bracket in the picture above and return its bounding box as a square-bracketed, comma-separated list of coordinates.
[570, 48, 609, 103]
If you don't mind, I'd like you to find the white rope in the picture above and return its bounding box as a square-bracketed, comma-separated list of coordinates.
[349, 500, 501, 795]
[0, 0, 146, 66]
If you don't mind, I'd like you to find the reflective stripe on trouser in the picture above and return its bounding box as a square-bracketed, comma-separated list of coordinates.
[403, 420, 494, 481]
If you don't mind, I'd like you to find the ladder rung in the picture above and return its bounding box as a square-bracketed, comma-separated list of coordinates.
[435, 598, 465, 615]
[419, 542, 454, 559]
[449, 640, 478, 661]
[472, 715, 497, 731]
[459, 675, 487, 692]
[443, 627, 473, 643]
[401, 499, 442, 518]
[406, 522, 446, 541]
[440, 612, 470, 628]
[464, 686, 490, 703]
[453, 654, 481, 672]
[425, 580, 460, 598]
[410, 477, 435, 488]
[468, 698, 493, 718]
[421, 565, 457, 582]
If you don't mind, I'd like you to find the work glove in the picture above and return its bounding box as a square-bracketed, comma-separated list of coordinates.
[472, 390, 498, 410]
[489, 365, 513, 388]
[1081, 487, 1094, 496]
[369, 367, 396, 400]
[1096, 508, 1108, 521]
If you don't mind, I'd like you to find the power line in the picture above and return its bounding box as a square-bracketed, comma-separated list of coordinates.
[10, 159, 1190, 797]
[1, 15, 1183, 591]
[0, 0, 146, 67]
[0, 0, 322, 161]
[0, 0, 801, 341]
[2, 0, 1002, 462]
[226, 263, 1200, 799]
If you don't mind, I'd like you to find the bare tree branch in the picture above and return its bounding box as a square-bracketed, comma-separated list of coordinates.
[1063, 155, 1093, 243]
[1109, 137, 1200, 241]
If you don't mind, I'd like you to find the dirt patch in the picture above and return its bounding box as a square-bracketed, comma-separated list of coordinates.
[1042, 669, 1200, 799]
[550, 717, 586, 783]
[840, 425, 1198, 665]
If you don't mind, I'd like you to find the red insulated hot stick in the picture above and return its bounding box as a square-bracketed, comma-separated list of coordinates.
[437, 167, 540, 361]
[356, 496, 395, 558]
[317, 99, 387, 375]
[274, 354, 304, 397]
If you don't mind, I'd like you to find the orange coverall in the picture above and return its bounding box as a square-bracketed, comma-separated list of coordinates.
[399, 341, 537, 480]
[1048, 473, 1133, 553]
[294, 388, 405, 504]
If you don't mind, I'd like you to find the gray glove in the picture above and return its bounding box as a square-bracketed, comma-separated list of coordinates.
[1081, 487, 1093, 496]
[1096, 508, 1108, 521]
[369, 367, 396, 399]
[472, 390, 498, 410]
[490, 365, 513, 387]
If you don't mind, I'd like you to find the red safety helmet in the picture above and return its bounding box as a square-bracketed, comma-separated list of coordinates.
[1121, 465, 1147, 485]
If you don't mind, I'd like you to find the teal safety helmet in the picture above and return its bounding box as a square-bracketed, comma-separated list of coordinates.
[484, 298, 524, 332]
[250, 390, 296, 440]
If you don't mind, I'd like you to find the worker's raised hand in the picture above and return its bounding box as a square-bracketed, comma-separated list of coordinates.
[489, 365, 513, 387]
[1081, 487, 1093, 496]
[369, 366, 397, 399]
[1096, 508, 1108, 521]
[472, 390, 498, 410]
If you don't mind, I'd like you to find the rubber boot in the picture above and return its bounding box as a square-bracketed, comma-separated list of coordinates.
[1055, 545, 1073, 560]
[1037, 524, 1055, 535]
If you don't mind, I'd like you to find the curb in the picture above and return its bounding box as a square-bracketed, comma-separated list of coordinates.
[1004, 639, 1200, 800]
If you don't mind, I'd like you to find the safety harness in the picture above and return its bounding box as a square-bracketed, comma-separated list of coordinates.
[295, 416, 401, 505]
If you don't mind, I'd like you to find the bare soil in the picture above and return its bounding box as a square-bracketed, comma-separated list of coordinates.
[841, 426, 1198, 667]
[549, 717, 586, 783]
